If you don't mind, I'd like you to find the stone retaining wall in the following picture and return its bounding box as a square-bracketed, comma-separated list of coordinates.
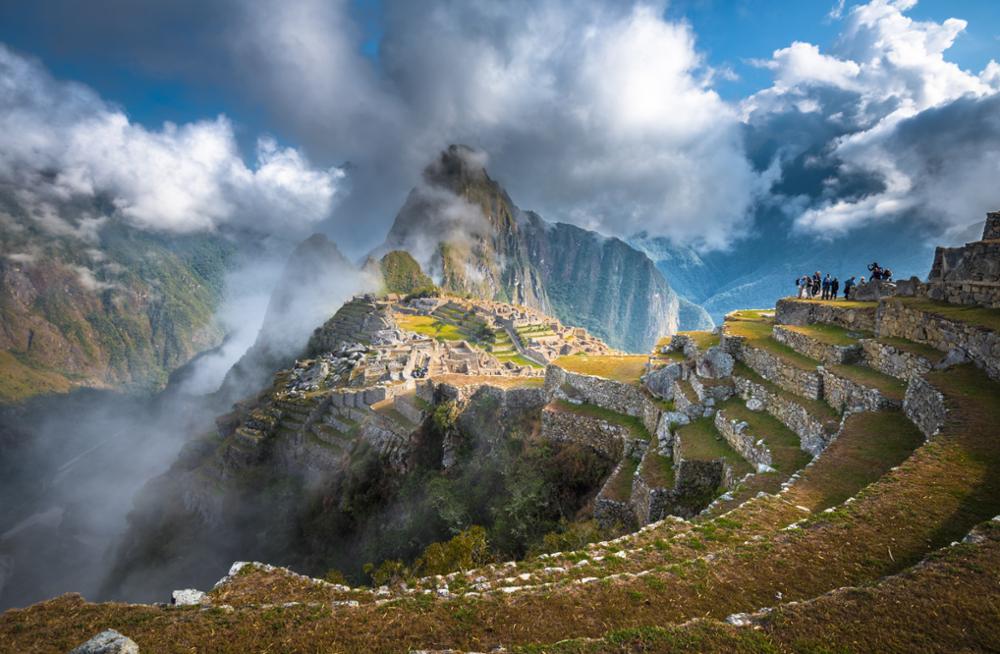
[772, 325, 862, 365]
[630, 453, 678, 526]
[714, 409, 772, 472]
[690, 376, 735, 405]
[775, 298, 877, 332]
[670, 458, 734, 519]
[733, 375, 837, 455]
[877, 299, 1000, 381]
[730, 337, 824, 400]
[672, 380, 708, 420]
[546, 365, 650, 425]
[860, 339, 935, 381]
[540, 404, 629, 460]
[903, 376, 947, 439]
[819, 369, 901, 413]
[594, 459, 638, 529]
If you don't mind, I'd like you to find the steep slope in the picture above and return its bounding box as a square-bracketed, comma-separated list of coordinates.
[377, 146, 711, 351]
[0, 212, 235, 402]
[214, 234, 365, 404]
[367, 250, 436, 296]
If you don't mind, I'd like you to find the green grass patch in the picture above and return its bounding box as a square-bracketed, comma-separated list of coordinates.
[790, 298, 878, 310]
[718, 398, 811, 473]
[676, 418, 752, 475]
[640, 450, 676, 488]
[605, 458, 638, 502]
[877, 336, 944, 362]
[679, 330, 721, 351]
[724, 312, 822, 372]
[395, 313, 466, 342]
[731, 361, 840, 422]
[0, 351, 73, 403]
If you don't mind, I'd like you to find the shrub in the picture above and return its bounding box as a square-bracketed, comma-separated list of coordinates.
[414, 526, 491, 576]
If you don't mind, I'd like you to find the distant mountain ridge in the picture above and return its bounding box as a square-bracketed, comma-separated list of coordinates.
[375, 145, 712, 351]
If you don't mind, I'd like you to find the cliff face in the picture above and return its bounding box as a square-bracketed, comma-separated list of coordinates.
[0, 218, 235, 402]
[379, 146, 711, 352]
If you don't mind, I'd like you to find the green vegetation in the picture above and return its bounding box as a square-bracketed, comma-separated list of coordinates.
[394, 313, 465, 341]
[640, 450, 676, 488]
[378, 250, 437, 296]
[0, 351, 73, 402]
[605, 458, 638, 502]
[552, 354, 648, 384]
[792, 298, 878, 309]
[731, 361, 840, 422]
[724, 311, 822, 372]
[676, 418, 752, 476]
[717, 399, 810, 473]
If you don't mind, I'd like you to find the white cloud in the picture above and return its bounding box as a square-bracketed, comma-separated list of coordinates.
[221, 0, 761, 251]
[0, 44, 345, 237]
[745, 0, 1000, 236]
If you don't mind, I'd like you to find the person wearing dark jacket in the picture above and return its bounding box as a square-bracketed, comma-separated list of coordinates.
[831, 277, 840, 299]
[844, 276, 856, 299]
[812, 272, 821, 298]
[822, 274, 831, 300]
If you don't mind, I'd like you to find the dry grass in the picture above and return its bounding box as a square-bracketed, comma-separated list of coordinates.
[549, 400, 650, 441]
[553, 355, 648, 384]
[897, 297, 1000, 332]
[827, 363, 907, 401]
[782, 322, 871, 346]
[0, 351, 74, 403]
[787, 298, 878, 310]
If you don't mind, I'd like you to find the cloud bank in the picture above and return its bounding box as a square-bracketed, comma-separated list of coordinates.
[0, 44, 344, 237]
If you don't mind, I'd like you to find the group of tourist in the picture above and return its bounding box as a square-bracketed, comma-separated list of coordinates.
[794, 262, 893, 300]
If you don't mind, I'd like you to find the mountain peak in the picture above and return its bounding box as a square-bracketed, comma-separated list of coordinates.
[423, 144, 490, 190]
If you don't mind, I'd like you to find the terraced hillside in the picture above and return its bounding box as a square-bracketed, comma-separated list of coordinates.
[5, 238, 1000, 653]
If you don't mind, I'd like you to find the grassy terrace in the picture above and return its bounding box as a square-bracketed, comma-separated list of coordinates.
[393, 313, 465, 342]
[552, 354, 647, 384]
[717, 398, 811, 474]
[434, 374, 545, 389]
[828, 361, 908, 401]
[605, 458, 639, 502]
[781, 322, 871, 345]
[731, 361, 840, 422]
[724, 310, 822, 372]
[640, 449, 676, 489]
[897, 296, 1000, 332]
[675, 417, 752, 476]
[550, 399, 650, 441]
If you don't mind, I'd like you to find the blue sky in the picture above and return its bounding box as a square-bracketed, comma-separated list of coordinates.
[0, 0, 995, 137]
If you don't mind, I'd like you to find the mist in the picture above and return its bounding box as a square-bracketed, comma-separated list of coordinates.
[0, 242, 368, 610]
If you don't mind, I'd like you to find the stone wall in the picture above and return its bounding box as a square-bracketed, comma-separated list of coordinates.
[547, 365, 663, 435]
[775, 298, 878, 332]
[729, 336, 824, 400]
[594, 459, 637, 530]
[630, 454, 679, 526]
[714, 409, 772, 472]
[733, 375, 837, 455]
[903, 376, 947, 439]
[673, 379, 709, 420]
[690, 376, 735, 405]
[670, 459, 732, 519]
[877, 299, 1000, 382]
[540, 404, 629, 460]
[772, 325, 862, 365]
[860, 339, 935, 381]
[644, 361, 685, 400]
[984, 211, 1000, 240]
[819, 369, 901, 414]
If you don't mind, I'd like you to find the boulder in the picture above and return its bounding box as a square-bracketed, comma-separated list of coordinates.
[644, 362, 682, 398]
[696, 347, 734, 379]
[171, 588, 208, 606]
[69, 630, 139, 654]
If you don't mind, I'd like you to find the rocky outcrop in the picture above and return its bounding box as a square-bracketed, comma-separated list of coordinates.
[925, 212, 1000, 309]
[69, 630, 139, 654]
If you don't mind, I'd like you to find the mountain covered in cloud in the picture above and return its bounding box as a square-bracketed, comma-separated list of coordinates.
[376, 145, 713, 352]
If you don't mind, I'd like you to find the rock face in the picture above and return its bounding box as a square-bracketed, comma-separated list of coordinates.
[0, 220, 233, 402]
[376, 145, 712, 352]
[926, 212, 1000, 308]
[69, 630, 139, 654]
